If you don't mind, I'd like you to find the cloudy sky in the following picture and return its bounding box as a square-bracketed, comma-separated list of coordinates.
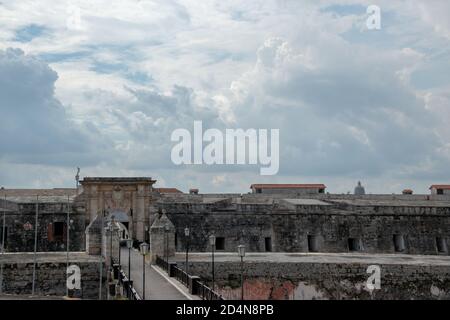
[0, 0, 449, 194]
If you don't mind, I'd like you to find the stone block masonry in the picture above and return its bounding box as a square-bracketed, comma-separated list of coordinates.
[1, 202, 86, 253]
[174, 253, 450, 300]
[159, 196, 450, 255]
[0, 252, 107, 299]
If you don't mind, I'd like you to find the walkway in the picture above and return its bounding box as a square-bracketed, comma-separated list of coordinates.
[119, 247, 190, 300]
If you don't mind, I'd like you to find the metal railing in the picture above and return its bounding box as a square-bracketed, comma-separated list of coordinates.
[118, 269, 141, 300]
[194, 280, 223, 301]
[171, 264, 189, 287]
[155, 255, 224, 301]
[112, 260, 141, 300]
[156, 256, 169, 272]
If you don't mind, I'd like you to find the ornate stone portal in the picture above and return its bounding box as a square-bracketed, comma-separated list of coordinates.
[80, 177, 156, 242]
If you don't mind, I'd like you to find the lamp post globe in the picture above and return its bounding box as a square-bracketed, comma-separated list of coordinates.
[209, 235, 216, 247]
[126, 238, 133, 249]
[140, 242, 149, 256]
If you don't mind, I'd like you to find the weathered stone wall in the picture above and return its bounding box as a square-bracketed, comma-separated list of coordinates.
[1, 202, 85, 252]
[159, 199, 450, 255]
[177, 261, 450, 300]
[1, 258, 106, 299]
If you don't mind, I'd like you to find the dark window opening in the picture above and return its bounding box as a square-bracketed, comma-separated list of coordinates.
[348, 238, 362, 252]
[53, 222, 65, 241]
[256, 188, 262, 194]
[393, 234, 405, 252]
[265, 237, 272, 252]
[308, 235, 319, 252]
[436, 237, 448, 253]
[437, 189, 444, 195]
[122, 222, 129, 239]
[216, 237, 225, 250]
[318, 188, 325, 194]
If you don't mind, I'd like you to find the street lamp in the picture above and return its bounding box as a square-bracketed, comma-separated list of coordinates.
[164, 224, 170, 266]
[125, 238, 133, 280]
[118, 228, 122, 266]
[139, 242, 149, 300]
[184, 227, 190, 283]
[209, 235, 216, 292]
[237, 245, 246, 300]
[109, 223, 114, 265]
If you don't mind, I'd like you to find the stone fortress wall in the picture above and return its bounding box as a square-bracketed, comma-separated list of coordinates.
[1, 181, 450, 256]
[1, 179, 449, 300]
[154, 193, 450, 256]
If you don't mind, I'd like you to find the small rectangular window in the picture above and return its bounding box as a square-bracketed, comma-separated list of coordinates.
[308, 235, 319, 252]
[436, 237, 448, 253]
[437, 189, 444, 195]
[216, 237, 225, 250]
[53, 222, 65, 241]
[393, 234, 405, 252]
[348, 238, 362, 252]
[265, 237, 272, 252]
[256, 188, 262, 194]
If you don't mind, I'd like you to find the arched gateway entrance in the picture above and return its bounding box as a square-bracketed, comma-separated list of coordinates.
[80, 177, 156, 242]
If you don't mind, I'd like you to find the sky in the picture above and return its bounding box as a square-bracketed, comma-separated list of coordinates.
[0, 0, 449, 194]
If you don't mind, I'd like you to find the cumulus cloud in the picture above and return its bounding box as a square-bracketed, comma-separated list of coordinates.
[0, 0, 449, 193]
[0, 48, 109, 166]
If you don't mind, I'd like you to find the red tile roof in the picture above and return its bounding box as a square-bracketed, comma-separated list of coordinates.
[250, 184, 326, 189]
[154, 188, 183, 194]
[430, 185, 450, 190]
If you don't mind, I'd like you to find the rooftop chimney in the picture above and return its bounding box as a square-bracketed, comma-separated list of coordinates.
[189, 188, 199, 195]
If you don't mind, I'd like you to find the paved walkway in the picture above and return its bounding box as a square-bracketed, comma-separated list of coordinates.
[119, 247, 190, 300]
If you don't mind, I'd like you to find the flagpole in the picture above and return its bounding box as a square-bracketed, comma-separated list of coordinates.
[99, 210, 104, 300]
[32, 195, 39, 296]
[66, 194, 70, 297]
[0, 194, 6, 295]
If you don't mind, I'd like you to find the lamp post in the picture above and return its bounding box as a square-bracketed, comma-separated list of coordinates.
[184, 227, 190, 282]
[237, 245, 246, 300]
[139, 242, 149, 300]
[125, 238, 133, 280]
[164, 224, 170, 266]
[109, 223, 114, 265]
[209, 235, 216, 291]
[117, 227, 121, 266]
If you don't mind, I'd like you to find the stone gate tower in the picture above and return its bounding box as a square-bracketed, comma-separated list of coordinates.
[80, 177, 156, 242]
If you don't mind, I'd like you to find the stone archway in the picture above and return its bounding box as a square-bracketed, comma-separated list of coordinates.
[80, 177, 156, 241]
[107, 209, 130, 240]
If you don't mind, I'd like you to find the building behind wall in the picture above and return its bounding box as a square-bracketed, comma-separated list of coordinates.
[430, 185, 450, 195]
[250, 184, 326, 195]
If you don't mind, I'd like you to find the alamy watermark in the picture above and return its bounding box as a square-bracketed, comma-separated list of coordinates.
[67, 264, 81, 290]
[366, 5, 381, 30]
[366, 265, 381, 291]
[171, 121, 280, 175]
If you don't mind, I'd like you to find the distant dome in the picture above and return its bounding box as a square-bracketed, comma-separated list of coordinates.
[354, 181, 366, 195]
